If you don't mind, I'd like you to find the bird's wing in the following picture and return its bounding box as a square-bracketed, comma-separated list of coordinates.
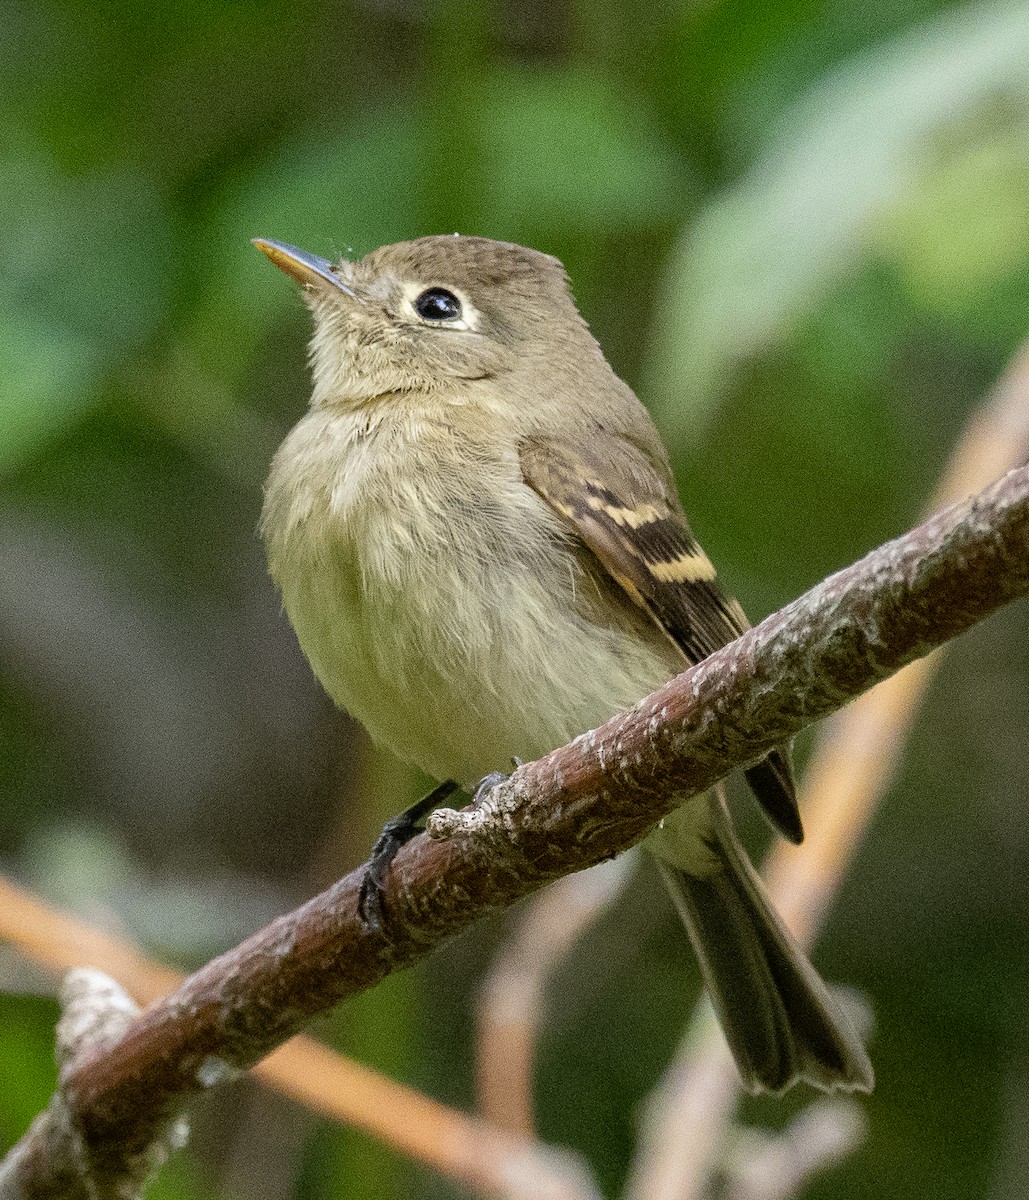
[520, 435, 802, 845]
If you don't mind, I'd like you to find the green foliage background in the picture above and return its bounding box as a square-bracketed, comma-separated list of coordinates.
[2, 0, 1029, 1196]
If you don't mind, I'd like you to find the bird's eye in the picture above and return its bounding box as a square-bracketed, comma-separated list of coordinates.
[414, 287, 462, 322]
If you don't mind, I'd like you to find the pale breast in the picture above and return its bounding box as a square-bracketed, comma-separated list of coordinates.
[262, 404, 681, 787]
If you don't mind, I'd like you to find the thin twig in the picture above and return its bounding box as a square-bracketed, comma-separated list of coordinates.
[4, 462, 1029, 1196]
[476, 856, 634, 1135]
[722, 1098, 868, 1200]
[624, 343, 1029, 1200]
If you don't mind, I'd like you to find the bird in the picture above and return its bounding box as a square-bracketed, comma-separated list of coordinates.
[254, 233, 873, 1095]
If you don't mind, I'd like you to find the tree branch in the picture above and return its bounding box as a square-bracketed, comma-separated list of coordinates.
[5, 462, 1029, 1196]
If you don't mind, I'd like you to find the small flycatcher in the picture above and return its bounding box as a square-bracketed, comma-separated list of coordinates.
[255, 234, 873, 1095]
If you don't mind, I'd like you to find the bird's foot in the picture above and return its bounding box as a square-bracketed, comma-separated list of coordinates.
[357, 779, 459, 934]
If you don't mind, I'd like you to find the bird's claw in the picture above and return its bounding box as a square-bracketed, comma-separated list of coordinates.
[357, 779, 459, 933]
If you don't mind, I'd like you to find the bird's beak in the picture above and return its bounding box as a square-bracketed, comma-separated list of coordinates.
[252, 238, 357, 299]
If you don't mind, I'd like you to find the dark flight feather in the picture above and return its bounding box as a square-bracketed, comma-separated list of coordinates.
[521, 437, 804, 845]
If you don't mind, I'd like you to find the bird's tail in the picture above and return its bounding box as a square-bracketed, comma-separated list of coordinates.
[652, 792, 874, 1095]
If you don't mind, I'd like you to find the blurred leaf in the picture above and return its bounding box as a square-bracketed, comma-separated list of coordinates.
[475, 66, 685, 240]
[878, 125, 1029, 322]
[22, 822, 136, 918]
[0, 143, 170, 471]
[0, 295, 98, 472]
[647, 0, 1029, 436]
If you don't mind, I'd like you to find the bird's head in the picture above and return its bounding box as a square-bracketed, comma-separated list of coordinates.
[253, 234, 591, 409]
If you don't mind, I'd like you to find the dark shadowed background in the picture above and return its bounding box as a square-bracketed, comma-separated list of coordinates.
[2, 0, 1029, 1196]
